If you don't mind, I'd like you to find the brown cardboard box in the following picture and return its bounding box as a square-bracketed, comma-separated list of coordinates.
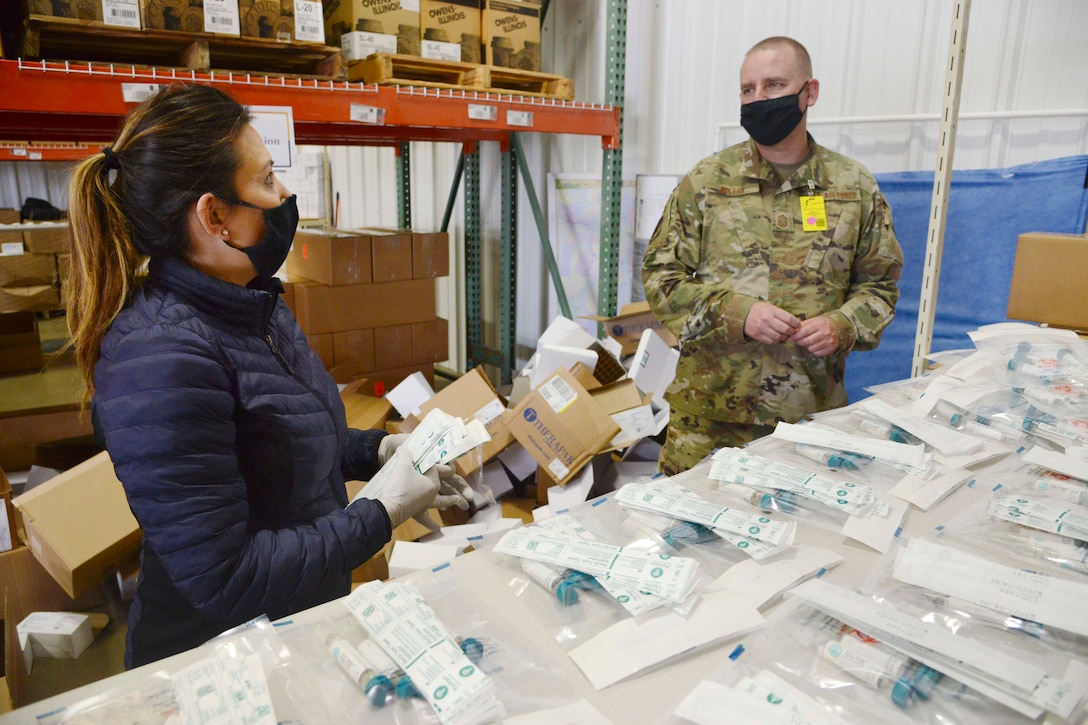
[358, 228, 413, 283]
[410, 365, 513, 476]
[12, 451, 142, 599]
[141, 0, 207, 32]
[0, 311, 43, 374]
[20, 223, 69, 255]
[238, 0, 293, 40]
[374, 324, 414, 369]
[0, 467, 16, 553]
[287, 229, 373, 287]
[412, 317, 449, 364]
[0, 210, 22, 252]
[326, 0, 420, 57]
[481, 0, 540, 70]
[504, 367, 619, 487]
[583, 301, 678, 356]
[0, 547, 92, 627]
[1007, 232, 1088, 332]
[293, 278, 436, 334]
[333, 328, 376, 371]
[0, 285, 59, 313]
[412, 230, 450, 279]
[420, 0, 482, 63]
[306, 332, 335, 369]
[340, 379, 394, 431]
[25, 0, 103, 21]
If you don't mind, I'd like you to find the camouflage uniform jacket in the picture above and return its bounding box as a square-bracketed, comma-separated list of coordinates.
[642, 137, 903, 425]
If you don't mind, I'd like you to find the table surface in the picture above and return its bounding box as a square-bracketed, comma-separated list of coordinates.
[4, 459, 1003, 725]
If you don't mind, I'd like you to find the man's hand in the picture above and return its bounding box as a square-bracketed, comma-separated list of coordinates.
[789, 315, 840, 357]
[744, 301, 801, 344]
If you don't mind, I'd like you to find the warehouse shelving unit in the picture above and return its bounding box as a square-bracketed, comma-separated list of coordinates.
[0, 0, 627, 383]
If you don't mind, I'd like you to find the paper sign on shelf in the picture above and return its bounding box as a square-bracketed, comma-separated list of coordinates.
[249, 106, 296, 169]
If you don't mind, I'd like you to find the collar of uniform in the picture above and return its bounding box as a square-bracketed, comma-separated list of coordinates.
[147, 256, 277, 334]
[742, 134, 830, 190]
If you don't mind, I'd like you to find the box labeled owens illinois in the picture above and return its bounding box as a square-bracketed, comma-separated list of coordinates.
[420, 0, 481, 63]
[325, 0, 421, 59]
[481, 0, 540, 71]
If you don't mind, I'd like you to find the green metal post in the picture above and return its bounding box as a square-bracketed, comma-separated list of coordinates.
[396, 141, 411, 229]
[511, 132, 571, 319]
[464, 147, 488, 371]
[440, 152, 465, 233]
[598, 0, 627, 325]
[499, 143, 518, 384]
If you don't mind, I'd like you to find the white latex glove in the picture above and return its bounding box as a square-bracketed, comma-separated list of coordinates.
[432, 464, 475, 512]
[368, 447, 440, 530]
[377, 433, 411, 465]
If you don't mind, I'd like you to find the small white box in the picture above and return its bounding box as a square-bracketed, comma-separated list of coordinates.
[17, 612, 93, 661]
[385, 371, 435, 418]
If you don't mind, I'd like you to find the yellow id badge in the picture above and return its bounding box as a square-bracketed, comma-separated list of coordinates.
[800, 195, 828, 232]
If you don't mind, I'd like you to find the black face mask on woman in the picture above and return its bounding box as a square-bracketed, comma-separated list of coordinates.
[219, 194, 299, 285]
[739, 82, 810, 146]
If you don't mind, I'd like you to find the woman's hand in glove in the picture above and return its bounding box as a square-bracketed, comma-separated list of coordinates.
[369, 447, 440, 529]
[432, 464, 476, 513]
[377, 433, 411, 465]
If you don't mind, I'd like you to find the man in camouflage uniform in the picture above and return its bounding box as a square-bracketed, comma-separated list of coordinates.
[643, 36, 903, 475]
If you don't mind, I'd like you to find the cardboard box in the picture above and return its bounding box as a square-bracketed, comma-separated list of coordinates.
[411, 365, 513, 476]
[481, 0, 540, 70]
[293, 278, 436, 334]
[420, 0, 482, 63]
[0, 311, 43, 374]
[583, 301, 678, 356]
[287, 229, 373, 287]
[17, 611, 93, 660]
[25, 0, 103, 21]
[0, 284, 59, 313]
[141, 0, 231, 33]
[412, 230, 450, 279]
[12, 451, 142, 599]
[333, 328, 376, 371]
[357, 228, 413, 283]
[340, 380, 394, 431]
[412, 317, 449, 364]
[1007, 232, 1088, 332]
[0, 467, 16, 553]
[238, 0, 324, 42]
[3, 595, 28, 709]
[504, 368, 619, 487]
[374, 324, 414, 369]
[20, 222, 69, 255]
[326, 0, 421, 57]
[306, 332, 335, 369]
[0, 212, 24, 255]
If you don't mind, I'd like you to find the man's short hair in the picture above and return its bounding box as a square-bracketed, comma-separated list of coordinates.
[746, 36, 813, 78]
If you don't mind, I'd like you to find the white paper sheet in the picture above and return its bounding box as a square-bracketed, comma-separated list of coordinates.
[889, 469, 972, 511]
[838, 497, 908, 554]
[568, 590, 764, 690]
[706, 545, 845, 608]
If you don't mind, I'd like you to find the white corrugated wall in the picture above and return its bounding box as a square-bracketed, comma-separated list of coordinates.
[4, 0, 1086, 374]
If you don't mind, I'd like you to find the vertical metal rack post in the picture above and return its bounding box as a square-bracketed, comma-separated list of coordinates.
[597, 0, 627, 327]
[395, 141, 412, 229]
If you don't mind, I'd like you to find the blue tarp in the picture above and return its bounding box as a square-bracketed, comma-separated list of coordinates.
[844, 155, 1088, 402]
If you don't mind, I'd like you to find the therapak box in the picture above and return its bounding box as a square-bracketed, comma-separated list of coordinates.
[325, 0, 420, 57]
[481, 0, 540, 70]
[1006, 232, 1088, 332]
[504, 367, 619, 487]
[582, 301, 678, 356]
[420, 0, 481, 63]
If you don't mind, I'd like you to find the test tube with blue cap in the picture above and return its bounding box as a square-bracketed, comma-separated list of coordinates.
[820, 633, 944, 708]
[858, 417, 922, 445]
[796, 443, 872, 471]
[661, 520, 719, 548]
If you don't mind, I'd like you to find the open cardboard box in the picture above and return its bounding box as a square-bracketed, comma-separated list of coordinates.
[582, 301, 678, 356]
[12, 452, 141, 600]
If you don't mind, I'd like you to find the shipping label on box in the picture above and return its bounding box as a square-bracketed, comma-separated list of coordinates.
[325, 0, 420, 54]
[504, 368, 619, 487]
[1007, 232, 1088, 332]
[481, 0, 540, 70]
[421, 0, 481, 63]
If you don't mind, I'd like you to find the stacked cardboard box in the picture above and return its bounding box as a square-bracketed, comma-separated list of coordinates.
[284, 226, 449, 396]
[0, 211, 66, 315]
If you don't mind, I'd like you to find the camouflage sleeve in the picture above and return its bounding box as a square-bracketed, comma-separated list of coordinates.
[641, 177, 755, 344]
[832, 189, 903, 352]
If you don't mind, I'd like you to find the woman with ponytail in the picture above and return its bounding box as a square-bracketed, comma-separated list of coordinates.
[67, 84, 459, 668]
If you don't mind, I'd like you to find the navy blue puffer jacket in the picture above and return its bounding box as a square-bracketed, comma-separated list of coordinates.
[92, 257, 391, 669]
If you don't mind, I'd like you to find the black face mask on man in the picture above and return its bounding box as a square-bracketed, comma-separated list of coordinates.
[739, 81, 810, 146]
[219, 194, 299, 285]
